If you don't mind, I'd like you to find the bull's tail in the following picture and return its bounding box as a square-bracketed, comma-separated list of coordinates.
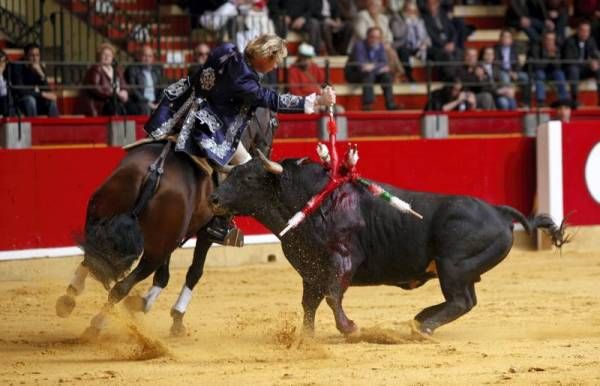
[496, 205, 570, 248]
[81, 143, 170, 289]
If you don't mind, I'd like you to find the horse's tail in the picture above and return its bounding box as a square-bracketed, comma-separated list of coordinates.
[495, 205, 571, 248]
[82, 143, 170, 289]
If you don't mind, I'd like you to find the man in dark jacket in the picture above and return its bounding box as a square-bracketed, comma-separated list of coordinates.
[563, 20, 600, 105]
[494, 29, 531, 105]
[345, 26, 398, 110]
[505, 0, 552, 43]
[286, 1, 322, 54]
[125, 45, 162, 115]
[309, 0, 352, 55]
[10, 43, 59, 116]
[529, 31, 568, 105]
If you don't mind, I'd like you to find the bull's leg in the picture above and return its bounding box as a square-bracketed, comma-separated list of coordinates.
[170, 234, 212, 336]
[413, 281, 477, 335]
[325, 252, 358, 335]
[56, 263, 89, 317]
[301, 281, 325, 334]
[414, 232, 511, 335]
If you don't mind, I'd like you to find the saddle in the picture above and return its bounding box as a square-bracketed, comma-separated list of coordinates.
[123, 136, 213, 177]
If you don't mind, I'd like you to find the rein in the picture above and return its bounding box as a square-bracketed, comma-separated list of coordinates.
[131, 141, 172, 218]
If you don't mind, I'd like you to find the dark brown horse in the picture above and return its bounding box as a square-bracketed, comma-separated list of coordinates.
[55, 140, 214, 336]
[55, 108, 276, 337]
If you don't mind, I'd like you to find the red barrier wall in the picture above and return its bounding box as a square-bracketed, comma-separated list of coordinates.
[0, 137, 535, 251]
[562, 122, 600, 225]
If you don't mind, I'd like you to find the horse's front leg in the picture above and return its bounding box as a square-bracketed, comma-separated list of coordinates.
[56, 263, 89, 317]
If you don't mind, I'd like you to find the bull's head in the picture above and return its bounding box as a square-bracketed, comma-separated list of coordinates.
[211, 150, 283, 217]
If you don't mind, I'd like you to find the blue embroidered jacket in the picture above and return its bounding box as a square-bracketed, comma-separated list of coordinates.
[145, 43, 308, 166]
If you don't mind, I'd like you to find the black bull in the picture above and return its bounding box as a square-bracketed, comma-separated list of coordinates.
[211, 156, 567, 336]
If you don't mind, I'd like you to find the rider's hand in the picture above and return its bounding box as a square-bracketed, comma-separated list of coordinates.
[318, 86, 336, 107]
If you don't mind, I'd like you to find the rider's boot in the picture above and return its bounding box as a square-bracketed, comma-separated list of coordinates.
[206, 215, 244, 247]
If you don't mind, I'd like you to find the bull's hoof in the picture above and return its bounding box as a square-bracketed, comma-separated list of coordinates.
[409, 320, 436, 341]
[338, 320, 360, 336]
[79, 326, 101, 343]
[123, 295, 146, 313]
[55, 295, 76, 318]
[170, 309, 186, 337]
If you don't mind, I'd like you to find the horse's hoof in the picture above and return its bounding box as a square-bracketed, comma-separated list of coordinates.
[123, 295, 146, 313]
[55, 295, 75, 318]
[170, 321, 187, 337]
[170, 309, 186, 336]
[79, 326, 101, 342]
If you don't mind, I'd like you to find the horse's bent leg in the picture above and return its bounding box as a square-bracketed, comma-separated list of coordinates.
[170, 234, 212, 336]
[125, 256, 172, 313]
[324, 252, 358, 335]
[56, 263, 89, 317]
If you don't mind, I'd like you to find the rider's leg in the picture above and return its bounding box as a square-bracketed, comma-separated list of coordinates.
[205, 142, 249, 246]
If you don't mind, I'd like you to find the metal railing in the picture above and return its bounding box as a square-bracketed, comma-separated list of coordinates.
[1, 56, 592, 118]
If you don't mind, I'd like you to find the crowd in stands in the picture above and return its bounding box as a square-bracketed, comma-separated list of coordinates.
[2, 0, 600, 117]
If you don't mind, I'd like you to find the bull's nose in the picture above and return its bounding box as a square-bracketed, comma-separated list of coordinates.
[210, 193, 220, 206]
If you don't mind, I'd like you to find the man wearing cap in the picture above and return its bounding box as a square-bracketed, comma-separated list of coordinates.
[288, 43, 325, 95]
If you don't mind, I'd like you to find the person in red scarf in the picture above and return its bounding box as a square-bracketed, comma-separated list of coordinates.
[288, 43, 325, 95]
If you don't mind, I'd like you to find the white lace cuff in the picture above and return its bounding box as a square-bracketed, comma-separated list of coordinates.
[304, 93, 317, 114]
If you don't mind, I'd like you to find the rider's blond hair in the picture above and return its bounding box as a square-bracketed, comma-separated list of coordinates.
[244, 34, 288, 64]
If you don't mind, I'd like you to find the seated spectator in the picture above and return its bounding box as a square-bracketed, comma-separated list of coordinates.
[195, 0, 237, 36]
[551, 98, 574, 122]
[267, 0, 288, 37]
[480, 47, 517, 110]
[573, 1, 600, 44]
[311, 0, 353, 55]
[0, 50, 8, 116]
[425, 79, 476, 111]
[422, 0, 462, 80]
[77, 43, 128, 116]
[10, 43, 59, 117]
[345, 26, 398, 110]
[494, 29, 531, 106]
[235, 0, 276, 51]
[420, 0, 471, 50]
[125, 45, 162, 115]
[545, 0, 568, 44]
[189, 43, 211, 76]
[288, 43, 324, 95]
[529, 31, 568, 106]
[286, 1, 323, 55]
[563, 20, 600, 106]
[459, 48, 495, 110]
[354, 0, 405, 80]
[390, 1, 431, 82]
[505, 0, 551, 43]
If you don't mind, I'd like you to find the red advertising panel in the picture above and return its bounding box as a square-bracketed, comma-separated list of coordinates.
[562, 122, 600, 225]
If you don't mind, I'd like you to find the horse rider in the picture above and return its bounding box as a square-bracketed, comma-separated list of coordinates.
[144, 34, 337, 245]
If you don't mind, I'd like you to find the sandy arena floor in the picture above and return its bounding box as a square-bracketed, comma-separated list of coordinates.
[0, 242, 599, 385]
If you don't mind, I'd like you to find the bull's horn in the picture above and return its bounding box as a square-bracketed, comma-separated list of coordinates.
[256, 149, 283, 174]
[217, 164, 234, 174]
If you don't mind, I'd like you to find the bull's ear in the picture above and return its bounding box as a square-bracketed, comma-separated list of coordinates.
[257, 149, 283, 174]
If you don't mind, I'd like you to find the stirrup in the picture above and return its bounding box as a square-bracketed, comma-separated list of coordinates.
[207, 227, 244, 247]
